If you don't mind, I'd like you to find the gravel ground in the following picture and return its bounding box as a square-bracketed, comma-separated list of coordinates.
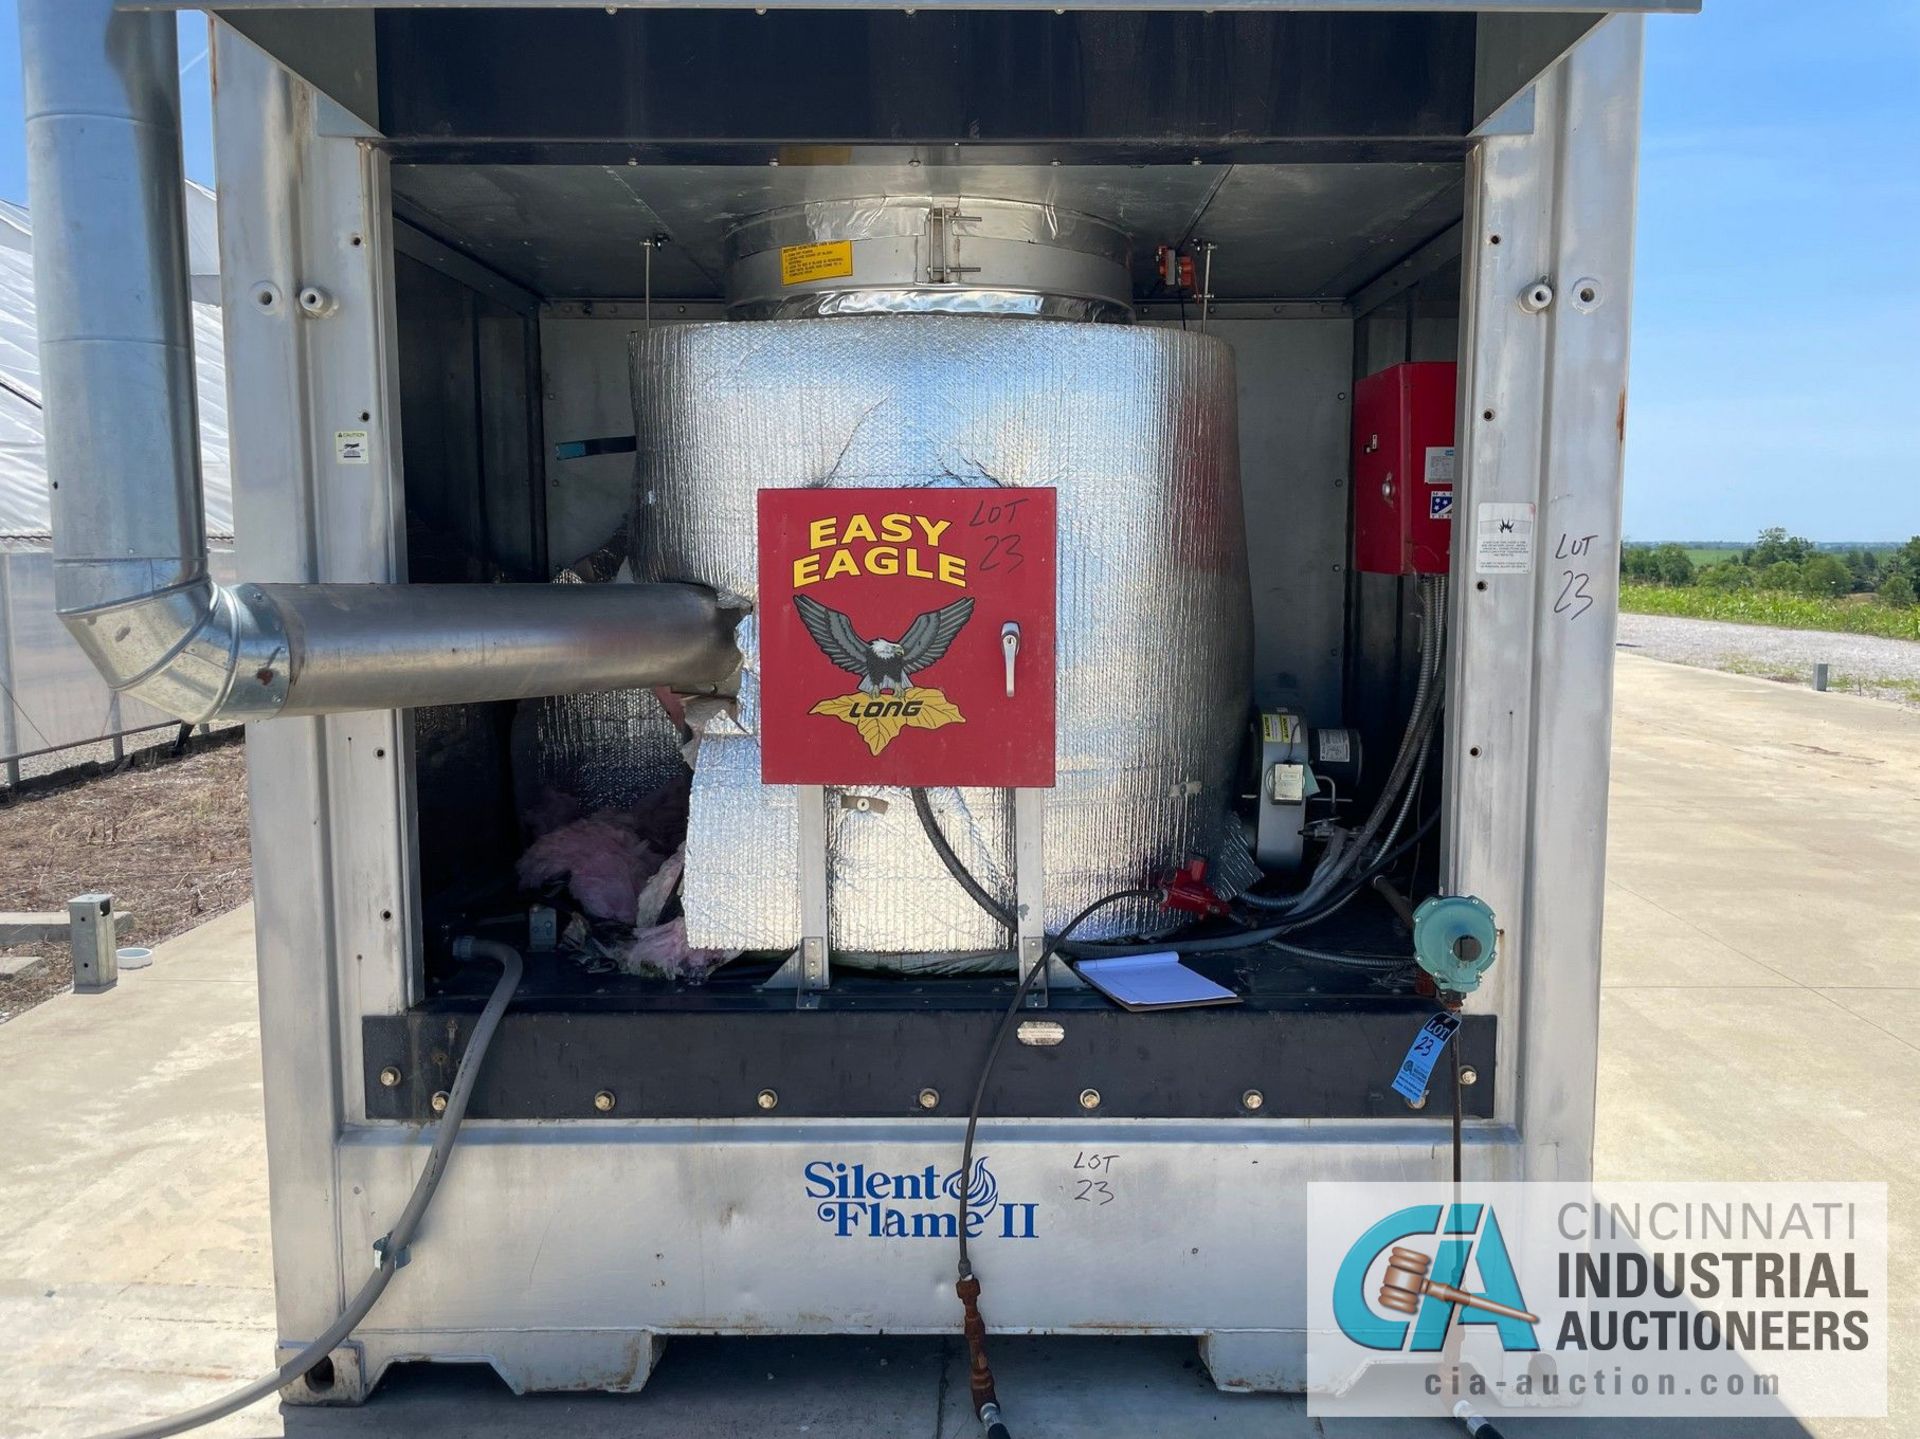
[1616, 611, 1920, 709]
[0, 732, 252, 1022]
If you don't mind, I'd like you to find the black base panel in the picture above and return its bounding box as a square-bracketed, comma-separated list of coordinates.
[362, 1005, 1494, 1122]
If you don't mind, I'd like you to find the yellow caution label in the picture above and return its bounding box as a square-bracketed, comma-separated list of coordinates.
[1261, 713, 1297, 745]
[779, 240, 855, 286]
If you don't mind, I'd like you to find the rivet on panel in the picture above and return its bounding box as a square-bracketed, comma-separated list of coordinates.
[1077, 1088, 1102, 1112]
[756, 1088, 779, 1111]
[378, 1065, 402, 1088]
[1241, 1089, 1265, 1112]
[917, 1087, 941, 1110]
[429, 1090, 449, 1114]
[593, 1090, 617, 1113]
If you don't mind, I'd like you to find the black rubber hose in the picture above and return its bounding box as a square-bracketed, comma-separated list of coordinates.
[91, 938, 523, 1439]
[1456, 1407, 1509, 1438]
[911, 787, 1017, 931]
[1067, 809, 1439, 963]
[913, 776, 1439, 965]
[955, 886, 1160, 1278]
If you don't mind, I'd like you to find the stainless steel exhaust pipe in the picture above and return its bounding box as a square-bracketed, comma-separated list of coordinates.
[20, 0, 739, 724]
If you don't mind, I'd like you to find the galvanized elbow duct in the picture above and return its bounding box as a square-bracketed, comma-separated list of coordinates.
[20, 0, 739, 725]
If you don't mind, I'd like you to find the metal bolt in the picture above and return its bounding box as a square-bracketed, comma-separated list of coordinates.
[1404, 1091, 1428, 1111]
[756, 1088, 779, 1111]
[1519, 281, 1555, 314]
[429, 1090, 449, 1114]
[378, 1065, 402, 1089]
[1078, 1088, 1102, 1112]
[916, 1087, 941, 1111]
[1459, 1066, 1480, 1087]
[593, 1090, 617, 1113]
[1241, 1089, 1265, 1112]
[297, 285, 338, 318]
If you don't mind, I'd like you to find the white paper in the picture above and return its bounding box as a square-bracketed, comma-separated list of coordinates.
[1075, 951, 1239, 1009]
[1423, 445, 1455, 484]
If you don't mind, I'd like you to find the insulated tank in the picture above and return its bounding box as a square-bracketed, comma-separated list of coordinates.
[630, 199, 1255, 957]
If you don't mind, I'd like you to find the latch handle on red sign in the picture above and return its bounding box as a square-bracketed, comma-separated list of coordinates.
[1000, 622, 1021, 698]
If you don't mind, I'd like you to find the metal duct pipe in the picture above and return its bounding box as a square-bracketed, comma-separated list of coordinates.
[20, 0, 739, 725]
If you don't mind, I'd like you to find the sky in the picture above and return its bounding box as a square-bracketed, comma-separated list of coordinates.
[0, 3, 1913, 543]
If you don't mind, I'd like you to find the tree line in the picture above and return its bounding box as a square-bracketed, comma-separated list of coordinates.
[1621, 529, 1920, 608]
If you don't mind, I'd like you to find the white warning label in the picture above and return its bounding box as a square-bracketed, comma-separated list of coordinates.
[334, 429, 370, 465]
[1474, 502, 1536, 575]
[1423, 445, 1456, 484]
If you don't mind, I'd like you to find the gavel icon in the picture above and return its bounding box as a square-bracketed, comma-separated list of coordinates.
[1379, 1246, 1539, 1323]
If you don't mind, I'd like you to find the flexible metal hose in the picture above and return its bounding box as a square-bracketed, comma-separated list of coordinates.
[91, 937, 523, 1439]
[1242, 573, 1446, 913]
[1376, 577, 1449, 859]
[1298, 573, 1445, 901]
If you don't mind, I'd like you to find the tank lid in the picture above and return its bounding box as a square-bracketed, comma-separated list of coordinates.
[723, 196, 1132, 322]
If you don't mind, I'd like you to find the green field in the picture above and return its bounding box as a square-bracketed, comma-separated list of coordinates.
[1619, 583, 1920, 642]
[1670, 544, 1901, 568]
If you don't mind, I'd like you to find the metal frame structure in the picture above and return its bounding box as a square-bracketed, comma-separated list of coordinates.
[182, 8, 1650, 1403]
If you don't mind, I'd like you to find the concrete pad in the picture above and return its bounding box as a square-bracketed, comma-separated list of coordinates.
[0, 952, 49, 981]
[0, 904, 276, 1439]
[1597, 655, 1920, 1439]
[1600, 881, 1795, 990]
[1813, 988, 1920, 1051]
[1604, 657, 1920, 992]
[930, 1337, 1312, 1438]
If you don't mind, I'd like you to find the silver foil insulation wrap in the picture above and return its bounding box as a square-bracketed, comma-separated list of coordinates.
[629, 314, 1255, 953]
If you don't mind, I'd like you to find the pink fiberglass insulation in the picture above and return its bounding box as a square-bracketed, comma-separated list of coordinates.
[516, 813, 663, 926]
[622, 916, 730, 982]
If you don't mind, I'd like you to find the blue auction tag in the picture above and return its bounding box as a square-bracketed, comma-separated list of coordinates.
[1391, 1012, 1462, 1104]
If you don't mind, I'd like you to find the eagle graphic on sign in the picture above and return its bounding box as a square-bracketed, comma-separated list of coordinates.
[792, 594, 974, 755]
[794, 594, 974, 693]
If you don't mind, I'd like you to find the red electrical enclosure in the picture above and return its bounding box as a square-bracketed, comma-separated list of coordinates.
[756, 487, 1057, 788]
[1351, 361, 1458, 576]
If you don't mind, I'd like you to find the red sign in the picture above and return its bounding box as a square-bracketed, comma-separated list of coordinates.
[756, 487, 1057, 788]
